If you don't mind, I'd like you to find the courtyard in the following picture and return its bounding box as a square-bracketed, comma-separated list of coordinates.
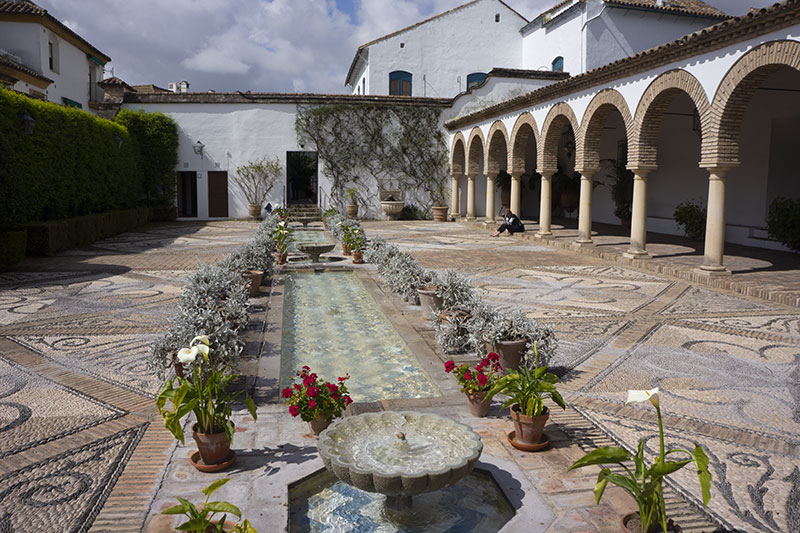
[0, 218, 797, 532]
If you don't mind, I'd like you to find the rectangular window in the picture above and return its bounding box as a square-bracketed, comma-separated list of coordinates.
[48, 42, 54, 70]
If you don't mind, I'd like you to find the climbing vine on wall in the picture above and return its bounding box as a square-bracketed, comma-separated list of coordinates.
[295, 104, 449, 209]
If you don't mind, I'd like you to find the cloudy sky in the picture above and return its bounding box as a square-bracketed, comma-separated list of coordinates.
[37, 0, 772, 94]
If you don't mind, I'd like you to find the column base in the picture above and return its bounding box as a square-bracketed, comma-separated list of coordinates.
[465, 216, 476, 221]
[573, 239, 594, 248]
[695, 265, 732, 277]
[623, 250, 651, 260]
[535, 231, 552, 239]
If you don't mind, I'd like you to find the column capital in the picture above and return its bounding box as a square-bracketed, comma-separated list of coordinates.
[576, 168, 600, 179]
[467, 173, 478, 180]
[702, 166, 735, 179]
[510, 171, 525, 178]
[539, 168, 557, 179]
[627, 166, 657, 178]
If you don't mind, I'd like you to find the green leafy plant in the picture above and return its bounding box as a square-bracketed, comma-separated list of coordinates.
[484, 343, 566, 417]
[271, 220, 292, 254]
[568, 388, 711, 533]
[766, 197, 800, 252]
[673, 199, 706, 240]
[157, 335, 257, 444]
[282, 366, 352, 422]
[398, 204, 432, 220]
[161, 478, 257, 532]
[346, 187, 360, 206]
[610, 163, 634, 221]
[322, 206, 337, 220]
[233, 156, 282, 207]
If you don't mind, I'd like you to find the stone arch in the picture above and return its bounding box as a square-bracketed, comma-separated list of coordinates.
[485, 121, 509, 175]
[539, 102, 581, 171]
[630, 69, 710, 169]
[451, 132, 466, 175]
[578, 89, 634, 170]
[467, 127, 486, 175]
[509, 113, 539, 174]
[705, 40, 800, 167]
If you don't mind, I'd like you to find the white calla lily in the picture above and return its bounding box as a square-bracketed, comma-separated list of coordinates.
[191, 335, 210, 346]
[196, 343, 210, 362]
[626, 388, 659, 408]
[176, 347, 196, 364]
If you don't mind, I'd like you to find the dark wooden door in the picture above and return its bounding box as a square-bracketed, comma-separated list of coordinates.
[207, 171, 229, 217]
[177, 171, 197, 217]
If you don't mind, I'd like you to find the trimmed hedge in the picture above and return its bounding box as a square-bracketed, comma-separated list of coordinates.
[767, 197, 800, 253]
[0, 231, 26, 271]
[0, 88, 142, 230]
[25, 207, 151, 256]
[115, 109, 179, 211]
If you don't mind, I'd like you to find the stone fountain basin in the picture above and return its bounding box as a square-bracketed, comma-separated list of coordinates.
[297, 242, 335, 260]
[318, 411, 483, 497]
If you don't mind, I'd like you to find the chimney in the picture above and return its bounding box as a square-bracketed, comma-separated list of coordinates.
[180, 80, 190, 93]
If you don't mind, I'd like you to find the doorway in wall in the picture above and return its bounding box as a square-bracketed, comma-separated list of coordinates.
[207, 171, 229, 217]
[177, 171, 198, 217]
[286, 151, 318, 205]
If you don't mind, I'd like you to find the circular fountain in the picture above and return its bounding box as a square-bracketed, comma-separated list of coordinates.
[317, 411, 483, 509]
[296, 242, 336, 263]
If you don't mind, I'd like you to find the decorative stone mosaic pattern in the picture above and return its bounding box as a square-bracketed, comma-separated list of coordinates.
[289, 469, 514, 533]
[0, 425, 146, 533]
[0, 355, 124, 458]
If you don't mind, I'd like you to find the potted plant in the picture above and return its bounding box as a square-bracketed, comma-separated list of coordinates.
[350, 227, 366, 264]
[553, 169, 581, 214]
[233, 156, 282, 220]
[321, 207, 337, 230]
[221, 240, 274, 297]
[282, 366, 352, 435]
[156, 336, 258, 470]
[673, 199, 706, 241]
[271, 220, 291, 264]
[416, 270, 443, 317]
[475, 308, 546, 371]
[346, 188, 359, 219]
[161, 478, 258, 532]
[568, 388, 712, 533]
[484, 342, 565, 450]
[444, 353, 503, 417]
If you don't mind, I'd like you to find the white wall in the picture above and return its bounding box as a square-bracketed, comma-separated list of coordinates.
[522, 7, 583, 74]
[0, 22, 41, 70]
[363, 0, 524, 98]
[586, 6, 722, 73]
[445, 75, 563, 122]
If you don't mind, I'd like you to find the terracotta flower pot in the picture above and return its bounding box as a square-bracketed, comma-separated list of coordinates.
[192, 423, 232, 465]
[620, 511, 679, 533]
[352, 250, 364, 264]
[346, 205, 358, 218]
[418, 287, 444, 317]
[241, 269, 264, 297]
[467, 390, 490, 417]
[486, 338, 527, 371]
[560, 191, 579, 213]
[309, 416, 332, 436]
[432, 205, 449, 222]
[342, 243, 351, 255]
[510, 405, 548, 445]
[275, 251, 288, 264]
[248, 203, 262, 219]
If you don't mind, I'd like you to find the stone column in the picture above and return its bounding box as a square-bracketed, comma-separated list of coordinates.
[699, 167, 731, 274]
[485, 174, 496, 222]
[537, 169, 555, 237]
[576, 168, 598, 245]
[466, 174, 476, 220]
[450, 174, 459, 216]
[624, 168, 654, 259]
[510, 172, 523, 217]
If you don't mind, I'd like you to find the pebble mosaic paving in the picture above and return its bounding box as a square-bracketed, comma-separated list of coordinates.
[365, 220, 800, 533]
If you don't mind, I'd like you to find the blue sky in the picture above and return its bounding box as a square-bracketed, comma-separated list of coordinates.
[37, 0, 774, 94]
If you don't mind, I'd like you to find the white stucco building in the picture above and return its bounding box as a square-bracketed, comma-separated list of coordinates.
[0, 0, 109, 112]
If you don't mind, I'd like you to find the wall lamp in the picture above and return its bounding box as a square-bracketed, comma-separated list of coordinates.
[193, 140, 205, 157]
[113, 133, 123, 148]
[21, 112, 35, 134]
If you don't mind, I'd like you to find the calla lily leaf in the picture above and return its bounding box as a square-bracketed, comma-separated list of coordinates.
[594, 468, 611, 504]
[568, 446, 630, 471]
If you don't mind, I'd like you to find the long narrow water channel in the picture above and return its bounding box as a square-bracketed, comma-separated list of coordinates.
[279, 270, 437, 402]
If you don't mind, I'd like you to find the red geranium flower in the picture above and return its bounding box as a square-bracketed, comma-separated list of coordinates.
[309, 399, 316, 408]
[281, 387, 293, 399]
[463, 371, 471, 381]
[344, 396, 352, 405]
[307, 386, 319, 398]
[477, 373, 488, 386]
[288, 405, 299, 417]
[444, 360, 455, 373]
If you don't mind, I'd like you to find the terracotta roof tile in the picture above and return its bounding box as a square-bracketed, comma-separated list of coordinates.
[0, 52, 52, 84]
[0, 0, 46, 15]
[603, 0, 728, 18]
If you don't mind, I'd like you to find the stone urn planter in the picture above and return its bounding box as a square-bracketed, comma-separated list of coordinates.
[241, 270, 264, 297]
[510, 405, 548, 446]
[248, 203, 262, 219]
[467, 391, 490, 417]
[417, 286, 443, 317]
[381, 201, 404, 220]
[486, 338, 527, 371]
[346, 204, 358, 218]
[191, 423, 235, 470]
[432, 206, 449, 222]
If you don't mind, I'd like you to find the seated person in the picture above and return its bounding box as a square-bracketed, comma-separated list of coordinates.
[492, 209, 524, 237]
